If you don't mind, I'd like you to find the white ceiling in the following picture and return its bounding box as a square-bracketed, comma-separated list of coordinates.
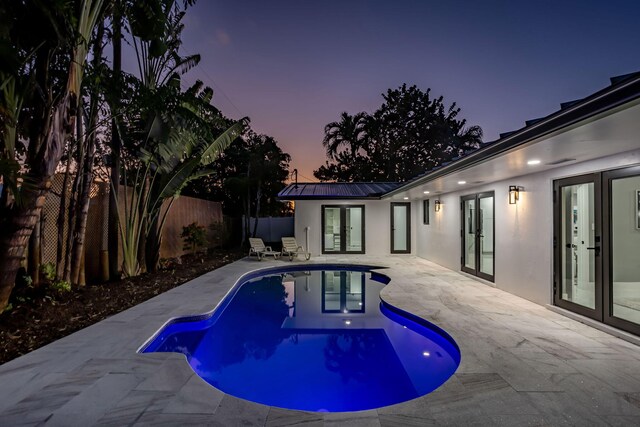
[387, 99, 640, 200]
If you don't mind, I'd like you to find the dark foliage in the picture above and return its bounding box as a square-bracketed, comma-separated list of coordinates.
[184, 131, 292, 218]
[314, 84, 483, 182]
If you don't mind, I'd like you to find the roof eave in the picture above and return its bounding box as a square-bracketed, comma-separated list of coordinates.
[383, 74, 640, 198]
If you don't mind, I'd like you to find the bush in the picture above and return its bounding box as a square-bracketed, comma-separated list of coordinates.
[40, 262, 56, 282]
[50, 280, 71, 294]
[181, 222, 207, 253]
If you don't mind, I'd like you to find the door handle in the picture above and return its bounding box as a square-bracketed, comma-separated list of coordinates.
[586, 246, 600, 255]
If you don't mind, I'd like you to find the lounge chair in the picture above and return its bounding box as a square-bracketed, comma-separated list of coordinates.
[249, 238, 280, 261]
[281, 237, 311, 261]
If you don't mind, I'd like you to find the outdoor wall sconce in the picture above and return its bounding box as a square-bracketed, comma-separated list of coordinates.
[509, 185, 523, 204]
[434, 200, 441, 212]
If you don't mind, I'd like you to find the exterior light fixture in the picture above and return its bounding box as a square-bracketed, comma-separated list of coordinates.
[344, 319, 351, 325]
[423, 191, 430, 194]
[527, 159, 541, 165]
[403, 197, 409, 200]
[509, 185, 522, 204]
[434, 200, 441, 212]
[458, 181, 466, 185]
[422, 351, 430, 357]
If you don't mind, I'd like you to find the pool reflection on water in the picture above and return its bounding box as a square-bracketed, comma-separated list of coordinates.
[142, 268, 460, 412]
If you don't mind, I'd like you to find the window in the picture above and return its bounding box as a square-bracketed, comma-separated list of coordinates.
[423, 199, 430, 225]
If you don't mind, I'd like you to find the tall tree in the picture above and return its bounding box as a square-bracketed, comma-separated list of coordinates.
[314, 84, 483, 182]
[183, 131, 292, 240]
[108, 0, 123, 280]
[68, 19, 107, 286]
[0, 0, 106, 311]
[322, 111, 368, 163]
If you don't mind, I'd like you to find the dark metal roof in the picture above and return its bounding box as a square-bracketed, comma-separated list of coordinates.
[384, 70, 640, 198]
[278, 182, 402, 200]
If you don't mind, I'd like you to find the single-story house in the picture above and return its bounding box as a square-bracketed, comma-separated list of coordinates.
[278, 71, 640, 338]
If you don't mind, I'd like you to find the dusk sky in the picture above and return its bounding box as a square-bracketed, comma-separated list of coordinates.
[167, 0, 640, 182]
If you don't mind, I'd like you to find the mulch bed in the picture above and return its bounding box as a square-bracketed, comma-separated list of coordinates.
[0, 248, 245, 365]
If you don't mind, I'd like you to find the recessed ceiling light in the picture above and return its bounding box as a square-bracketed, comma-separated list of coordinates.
[527, 159, 541, 165]
[403, 197, 409, 200]
[422, 351, 430, 357]
[458, 181, 466, 185]
[423, 191, 430, 194]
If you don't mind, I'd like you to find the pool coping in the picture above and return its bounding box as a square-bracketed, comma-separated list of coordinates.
[1, 255, 639, 425]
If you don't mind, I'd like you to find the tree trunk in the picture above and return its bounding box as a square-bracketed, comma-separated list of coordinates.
[0, 179, 51, 309]
[28, 210, 41, 286]
[136, 175, 150, 274]
[63, 102, 85, 282]
[252, 182, 261, 238]
[69, 134, 96, 286]
[145, 215, 161, 273]
[70, 19, 104, 286]
[56, 153, 72, 279]
[108, 2, 122, 280]
[244, 165, 251, 245]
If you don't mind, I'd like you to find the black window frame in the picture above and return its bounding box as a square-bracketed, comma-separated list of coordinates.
[423, 199, 430, 225]
[321, 205, 366, 255]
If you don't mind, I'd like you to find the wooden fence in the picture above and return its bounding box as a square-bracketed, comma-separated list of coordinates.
[40, 175, 226, 283]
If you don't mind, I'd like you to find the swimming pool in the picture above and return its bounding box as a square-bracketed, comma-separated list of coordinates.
[140, 265, 460, 412]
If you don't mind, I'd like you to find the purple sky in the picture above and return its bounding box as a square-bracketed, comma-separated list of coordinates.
[170, 0, 640, 182]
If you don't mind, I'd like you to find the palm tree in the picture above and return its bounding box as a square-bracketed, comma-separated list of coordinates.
[322, 112, 368, 163]
[0, 0, 106, 311]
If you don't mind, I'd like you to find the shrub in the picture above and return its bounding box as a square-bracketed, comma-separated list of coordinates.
[40, 262, 56, 282]
[50, 280, 71, 294]
[23, 275, 33, 288]
[181, 222, 207, 253]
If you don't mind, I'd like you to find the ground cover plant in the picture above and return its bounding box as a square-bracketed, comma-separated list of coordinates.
[0, 248, 243, 364]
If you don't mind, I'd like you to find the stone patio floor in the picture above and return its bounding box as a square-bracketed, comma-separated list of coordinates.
[1, 256, 640, 426]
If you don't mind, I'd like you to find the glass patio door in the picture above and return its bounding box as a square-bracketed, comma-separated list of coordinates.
[553, 174, 602, 320]
[322, 205, 365, 254]
[603, 166, 640, 335]
[461, 192, 494, 281]
[391, 203, 411, 253]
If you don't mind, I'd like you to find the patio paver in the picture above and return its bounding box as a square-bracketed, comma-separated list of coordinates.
[1, 256, 639, 426]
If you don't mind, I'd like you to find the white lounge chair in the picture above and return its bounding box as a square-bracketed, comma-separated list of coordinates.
[281, 237, 311, 261]
[249, 238, 280, 261]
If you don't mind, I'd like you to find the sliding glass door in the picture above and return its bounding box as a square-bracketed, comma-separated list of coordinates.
[322, 205, 365, 254]
[461, 192, 494, 281]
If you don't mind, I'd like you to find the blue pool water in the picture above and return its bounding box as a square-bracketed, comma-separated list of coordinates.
[141, 266, 460, 412]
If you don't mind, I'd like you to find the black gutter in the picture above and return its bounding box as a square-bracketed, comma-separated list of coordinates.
[384, 73, 640, 198]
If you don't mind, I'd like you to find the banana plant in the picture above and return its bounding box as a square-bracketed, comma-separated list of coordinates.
[112, 81, 247, 276]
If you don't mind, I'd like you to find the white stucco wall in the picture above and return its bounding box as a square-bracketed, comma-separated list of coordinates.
[290, 149, 640, 307]
[293, 199, 417, 257]
[415, 149, 640, 306]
